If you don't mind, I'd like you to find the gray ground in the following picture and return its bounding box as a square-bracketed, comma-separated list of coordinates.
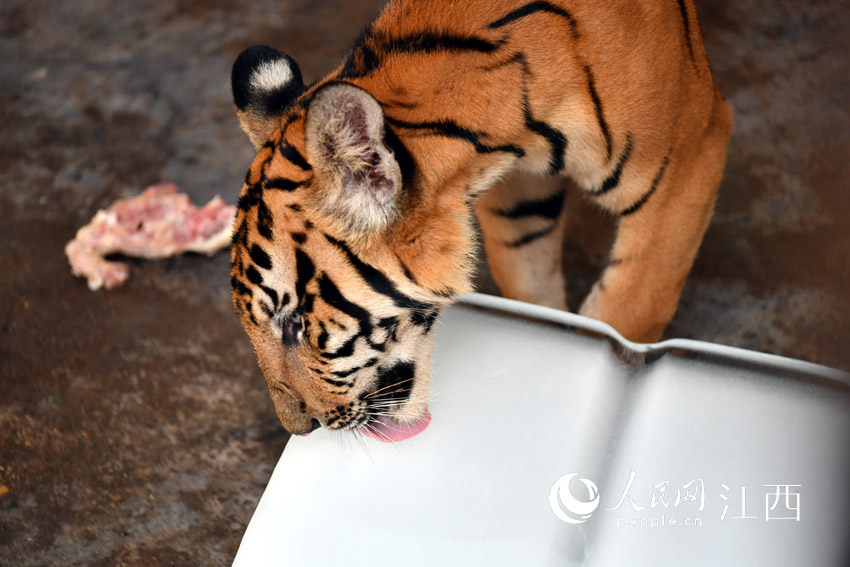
[1, 1, 848, 565]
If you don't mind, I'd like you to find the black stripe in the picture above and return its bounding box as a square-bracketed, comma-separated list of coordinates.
[377, 317, 399, 342]
[245, 266, 263, 285]
[480, 51, 529, 73]
[340, 43, 380, 79]
[238, 141, 277, 211]
[302, 293, 315, 314]
[386, 117, 525, 159]
[676, 0, 699, 72]
[325, 235, 434, 311]
[317, 275, 372, 335]
[399, 261, 418, 285]
[259, 302, 274, 318]
[332, 357, 379, 379]
[320, 376, 353, 388]
[259, 285, 279, 308]
[339, 29, 498, 80]
[584, 66, 612, 162]
[237, 186, 260, 211]
[246, 304, 259, 327]
[249, 244, 272, 270]
[488, 1, 578, 39]
[494, 189, 565, 220]
[381, 32, 501, 55]
[410, 309, 440, 333]
[383, 124, 417, 192]
[232, 218, 249, 246]
[256, 200, 274, 240]
[291, 232, 307, 244]
[588, 135, 633, 196]
[621, 154, 671, 216]
[321, 333, 359, 360]
[523, 100, 566, 174]
[339, 25, 381, 79]
[281, 111, 303, 131]
[294, 249, 315, 300]
[279, 142, 312, 170]
[230, 276, 252, 297]
[264, 177, 303, 191]
[433, 287, 458, 299]
[317, 322, 328, 350]
[506, 224, 557, 248]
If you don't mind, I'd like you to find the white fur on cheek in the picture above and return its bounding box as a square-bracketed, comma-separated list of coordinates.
[377, 322, 434, 425]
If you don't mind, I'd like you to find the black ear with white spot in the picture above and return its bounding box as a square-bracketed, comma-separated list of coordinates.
[231, 45, 304, 149]
[304, 83, 402, 235]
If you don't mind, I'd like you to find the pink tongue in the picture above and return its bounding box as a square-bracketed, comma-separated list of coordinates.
[362, 409, 431, 443]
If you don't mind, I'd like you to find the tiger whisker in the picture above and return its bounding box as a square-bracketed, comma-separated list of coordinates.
[362, 421, 395, 444]
[368, 395, 412, 405]
[367, 404, 404, 411]
[368, 385, 415, 399]
[368, 387, 414, 401]
[363, 377, 416, 398]
[367, 403, 407, 412]
[351, 428, 375, 461]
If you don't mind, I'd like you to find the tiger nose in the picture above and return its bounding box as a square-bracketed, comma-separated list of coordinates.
[294, 418, 322, 437]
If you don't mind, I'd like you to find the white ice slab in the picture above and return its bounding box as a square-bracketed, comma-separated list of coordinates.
[233, 294, 850, 567]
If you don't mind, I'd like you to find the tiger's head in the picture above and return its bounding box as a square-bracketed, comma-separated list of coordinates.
[228, 46, 475, 436]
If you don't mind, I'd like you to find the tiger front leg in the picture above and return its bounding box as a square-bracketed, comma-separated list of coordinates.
[579, 95, 733, 343]
[475, 171, 569, 310]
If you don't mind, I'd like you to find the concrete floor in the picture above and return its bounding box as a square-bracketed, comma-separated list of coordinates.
[1, 0, 848, 565]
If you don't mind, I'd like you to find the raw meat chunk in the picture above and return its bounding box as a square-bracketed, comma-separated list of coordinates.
[65, 183, 236, 290]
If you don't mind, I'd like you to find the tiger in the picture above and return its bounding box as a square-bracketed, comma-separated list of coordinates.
[228, 0, 732, 436]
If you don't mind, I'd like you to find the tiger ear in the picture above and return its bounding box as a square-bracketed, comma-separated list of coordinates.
[304, 83, 402, 235]
[231, 45, 304, 149]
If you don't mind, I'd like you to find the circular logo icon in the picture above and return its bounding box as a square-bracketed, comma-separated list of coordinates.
[549, 473, 600, 524]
